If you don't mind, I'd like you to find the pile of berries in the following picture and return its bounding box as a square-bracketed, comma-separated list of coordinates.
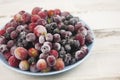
[0, 7, 94, 72]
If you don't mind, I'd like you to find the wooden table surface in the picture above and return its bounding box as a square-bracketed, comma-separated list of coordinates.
[0, 0, 120, 80]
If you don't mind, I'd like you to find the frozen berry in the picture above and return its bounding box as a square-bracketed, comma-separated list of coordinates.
[69, 17, 79, 25]
[48, 10, 54, 16]
[50, 50, 58, 58]
[22, 12, 31, 23]
[19, 60, 30, 71]
[36, 19, 47, 26]
[75, 50, 85, 60]
[10, 30, 18, 39]
[39, 35, 45, 44]
[0, 44, 8, 53]
[67, 25, 74, 32]
[45, 33, 53, 42]
[38, 11, 47, 19]
[44, 42, 52, 49]
[10, 46, 17, 55]
[54, 9, 61, 15]
[36, 59, 47, 70]
[28, 23, 37, 32]
[53, 42, 61, 51]
[32, 7, 42, 15]
[35, 43, 42, 51]
[0, 36, 6, 44]
[39, 53, 49, 59]
[28, 57, 36, 64]
[41, 44, 51, 53]
[53, 33, 61, 42]
[64, 53, 71, 65]
[14, 47, 28, 60]
[54, 58, 65, 70]
[6, 27, 15, 33]
[34, 25, 47, 37]
[31, 15, 40, 23]
[7, 40, 14, 48]
[26, 33, 36, 42]
[30, 64, 39, 72]
[8, 56, 19, 67]
[75, 33, 85, 46]
[81, 45, 88, 54]
[28, 48, 39, 57]
[3, 52, 12, 60]
[16, 25, 25, 32]
[47, 55, 56, 66]
[0, 29, 5, 36]
[65, 44, 71, 52]
[85, 30, 94, 44]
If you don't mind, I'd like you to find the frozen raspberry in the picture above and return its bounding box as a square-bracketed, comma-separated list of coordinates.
[75, 50, 85, 60]
[50, 50, 58, 58]
[0, 29, 5, 36]
[3, 52, 12, 60]
[32, 7, 42, 15]
[75, 33, 85, 46]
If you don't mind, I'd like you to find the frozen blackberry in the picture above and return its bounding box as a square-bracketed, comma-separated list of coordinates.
[64, 44, 71, 52]
[0, 44, 8, 53]
[59, 50, 66, 58]
[69, 17, 79, 25]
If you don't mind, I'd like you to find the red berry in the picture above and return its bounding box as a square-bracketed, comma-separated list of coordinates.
[31, 15, 40, 23]
[75, 33, 85, 46]
[3, 52, 12, 60]
[8, 56, 19, 67]
[28, 48, 39, 57]
[32, 7, 42, 15]
[36, 59, 47, 70]
[50, 50, 58, 58]
[54, 9, 61, 15]
[28, 23, 37, 32]
[38, 11, 47, 19]
[0, 29, 5, 36]
[54, 58, 65, 70]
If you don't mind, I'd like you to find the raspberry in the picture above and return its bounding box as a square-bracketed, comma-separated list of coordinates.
[0, 29, 5, 36]
[3, 52, 12, 60]
[50, 50, 58, 58]
[47, 55, 56, 66]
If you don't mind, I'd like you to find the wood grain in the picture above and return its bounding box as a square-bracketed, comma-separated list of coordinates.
[0, 0, 120, 80]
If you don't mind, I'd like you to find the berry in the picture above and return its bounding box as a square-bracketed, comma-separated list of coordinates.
[22, 12, 31, 23]
[6, 27, 15, 33]
[61, 11, 70, 17]
[19, 60, 30, 71]
[30, 64, 39, 72]
[81, 45, 88, 54]
[32, 7, 42, 15]
[26, 33, 36, 42]
[0, 36, 6, 44]
[65, 44, 71, 52]
[28, 23, 37, 32]
[34, 25, 47, 37]
[67, 25, 74, 32]
[59, 50, 66, 58]
[50, 50, 58, 58]
[75, 50, 85, 60]
[36, 59, 47, 70]
[47, 55, 56, 66]
[14, 13, 22, 22]
[16, 25, 25, 32]
[7, 40, 14, 48]
[44, 42, 52, 49]
[10, 30, 18, 39]
[8, 56, 19, 67]
[28, 57, 36, 64]
[39, 53, 49, 59]
[14, 47, 28, 60]
[39, 35, 45, 44]
[75, 22, 83, 31]
[36, 19, 47, 26]
[54, 9, 61, 15]
[28, 48, 39, 57]
[45, 33, 53, 41]
[85, 30, 94, 44]
[53, 15, 61, 23]
[53, 28, 60, 34]
[54, 58, 65, 70]
[48, 10, 54, 16]
[35, 43, 42, 51]
[69, 17, 79, 25]
[38, 11, 47, 19]
[31, 15, 40, 23]
[10, 46, 17, 55]
[64, 53, 71, 65]
[41, 44, 51, 53]
[53, 42, 61, 51]
[0, 44, 8, 53]
[53, 33, 61, 42]
[0, 29, 5, 36]
[75, 33, 85, 46]
[3, 52, 12, 60]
